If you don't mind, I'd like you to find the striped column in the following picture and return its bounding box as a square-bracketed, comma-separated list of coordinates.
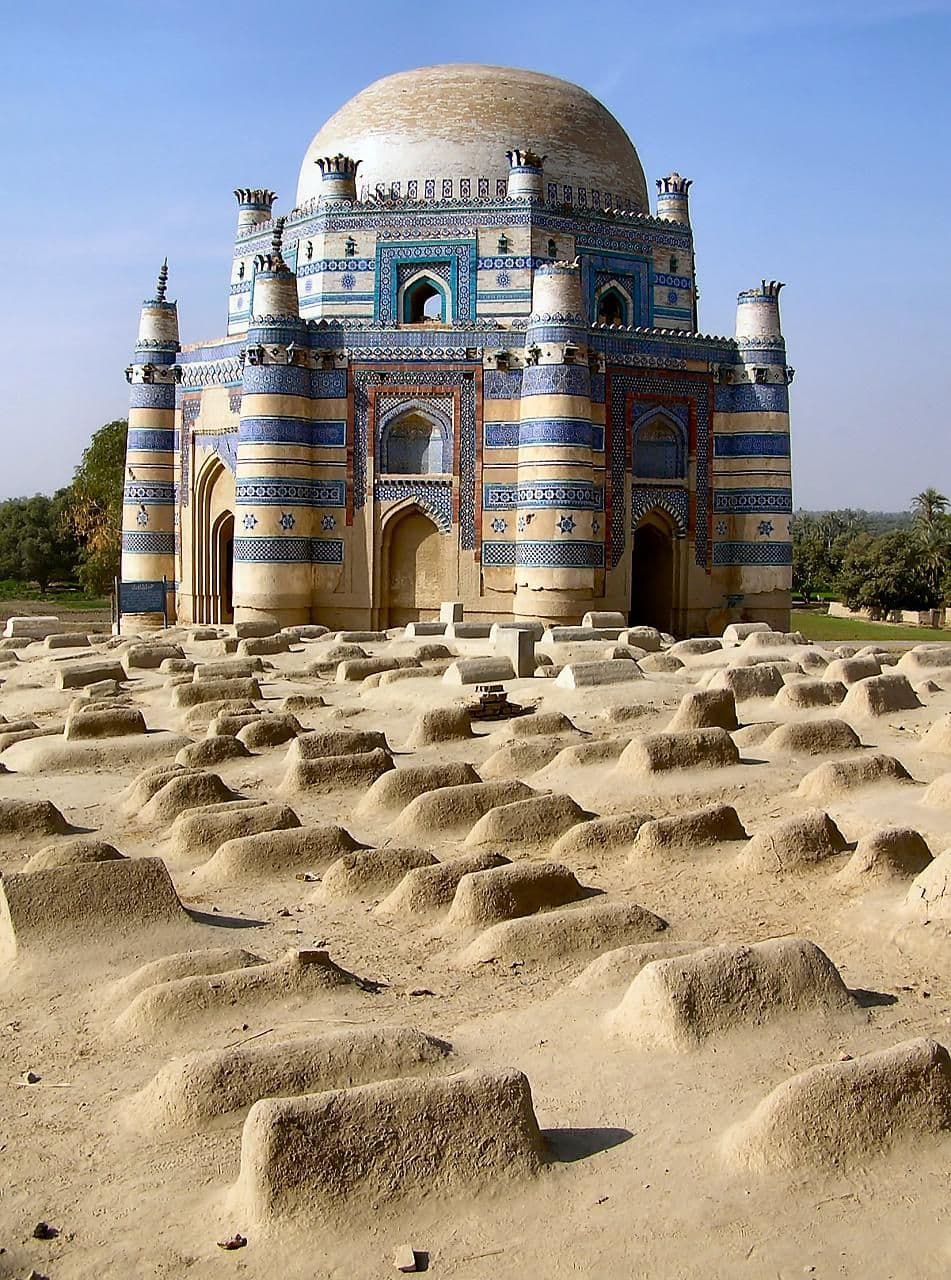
[514, 262, 601, 623]
[232, 220, 315, 625]
[120, 261, 179, 631]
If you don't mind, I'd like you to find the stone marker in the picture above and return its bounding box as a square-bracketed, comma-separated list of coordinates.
[440, 601, 464, 622]
[494, 626, 535, 677]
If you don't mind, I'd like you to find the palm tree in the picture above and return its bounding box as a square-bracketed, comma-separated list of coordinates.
[912, 488, 949, 529]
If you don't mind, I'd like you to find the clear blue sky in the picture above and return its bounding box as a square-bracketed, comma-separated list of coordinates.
[2, 0, 949, 509]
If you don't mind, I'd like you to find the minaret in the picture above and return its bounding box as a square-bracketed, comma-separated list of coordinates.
[232, 219, 314, 625]
[514, 261, 599, 622]
[506, 149, 546, 200]
[315, 155, 360, 203]
[119, 260, 180, 632]
[656, 173, 692, 224]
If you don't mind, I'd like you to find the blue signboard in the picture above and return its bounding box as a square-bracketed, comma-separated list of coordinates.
[119, 579, 167, 616]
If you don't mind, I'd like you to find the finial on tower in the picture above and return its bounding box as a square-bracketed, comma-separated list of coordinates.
[156, 258, 168, 302]
[271, 216, 285, 261]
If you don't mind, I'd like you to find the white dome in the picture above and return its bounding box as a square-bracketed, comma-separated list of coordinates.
[296, 64, 648, 212]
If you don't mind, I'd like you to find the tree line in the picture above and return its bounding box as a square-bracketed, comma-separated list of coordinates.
[793, 489, 951, 612]
[0, 419, 127, 595]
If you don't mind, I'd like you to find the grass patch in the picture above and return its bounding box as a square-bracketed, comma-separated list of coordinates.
[792, 609, 949, 643]
[0, 579, 110, 610]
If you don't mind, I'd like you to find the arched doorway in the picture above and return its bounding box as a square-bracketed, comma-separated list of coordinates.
[212, 510, 234, 623]
[192, 456, 235, 624]
[630, 514, 675, 633]
[384, 508, 443, 625]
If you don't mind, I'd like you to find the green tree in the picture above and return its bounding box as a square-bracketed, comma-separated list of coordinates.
[65, 418, 128, 594]
[837, 529, 942, 613]
[0, 492, 78, 590]
[911, 488, 949, 529]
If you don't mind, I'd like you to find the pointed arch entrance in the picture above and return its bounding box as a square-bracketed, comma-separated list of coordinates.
[630, 511, 677, 633]
[193, 455, 235, 623]
[381, 504, 444, 625]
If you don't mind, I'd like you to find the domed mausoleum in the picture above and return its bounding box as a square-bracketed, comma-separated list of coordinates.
[121, 64, 793, 633]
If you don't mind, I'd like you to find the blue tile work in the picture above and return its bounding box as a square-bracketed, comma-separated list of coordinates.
[482, 541, 605, 568]
[581, 252, 651, 325]
[124, 483, 175, 504]
[483, 482, 604, 510]
[376, 241, 477, 324]
[607, 371, 712, 568]
[234, 478, 347, 506]
[127, 429, 176, 452]
[484, 420, 605, 450]
[713, 487, 793, 513]
[313, 370, 348, 398]
[122, 531, 176, 555]
[377, 398, 454, 474]
[712, 541, 793, 566]
[312, 538, 345, 564]
[520, 364, 591, 398]
[237, 419, 347, 448]
[353, 368, 477, 549]
[214, 433, 239, 474]
[375, 479, 453, 532]
[483, 370, 523, 399]
[129, 384, 176, 410]
[714, 384, 789, 413]
[233, 536, 313, 563]
[241, 365, 313, 397]
[632, 485, 689, 536]
[713, 433, 790, 458]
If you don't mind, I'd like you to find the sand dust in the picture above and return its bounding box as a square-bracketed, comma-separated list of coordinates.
[2, 622, 951, 1276]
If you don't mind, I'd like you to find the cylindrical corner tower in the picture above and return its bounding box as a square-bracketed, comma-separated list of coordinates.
[232, 220, 314, 626]
[736, 280, 785, 340]
[315, 155, 361, 202]
[506, 148, 546, 200]
[234, 189, 277, 233]
[119, 260, 180, 632]
[656, 172, 692, 224]
[514, 261, 600, 622]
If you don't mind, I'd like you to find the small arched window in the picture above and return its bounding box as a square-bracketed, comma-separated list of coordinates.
[634, 420, 685, 479]
[597, 287, 628, 327]
[402, 276, 446, 323]
[382, 411, 446, 475]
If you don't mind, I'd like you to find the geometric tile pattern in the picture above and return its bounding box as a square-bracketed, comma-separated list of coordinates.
[712, 541, 793, 566]
[375, 478, 453, 532]
[607, 371, 712, 568]
[121, 531, 176, 555]
[713, 433, 791, 458]
[712, 487, 793, 513]
[631, 484, 689, 536]
[483, 482, 604, 510]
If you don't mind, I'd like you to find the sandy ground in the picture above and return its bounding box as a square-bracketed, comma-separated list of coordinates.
[1, 626, 950, 1278]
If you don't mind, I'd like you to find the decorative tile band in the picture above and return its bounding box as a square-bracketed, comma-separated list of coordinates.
[481, 539, 605, 568]
[127, 429, 176, 452]
[714, 384, 789, 413]
[483, 482, 604, 510]
[712, 541, 793, 566]
[241, 365, 314, 398]
[713, 433, 790, 458]
[483, 370, 523, 400]
[122, 531, 175, 555]
[124, 483, 175, 504]
[713, 487, 793, 513]
[129, 384, 176, 410]
[233, 536, 313, 563]
[520, 364, 592, 398]
[235, 478, 347, 506]
[485, 420, 605, 450]
[238, 419, 347, 448]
